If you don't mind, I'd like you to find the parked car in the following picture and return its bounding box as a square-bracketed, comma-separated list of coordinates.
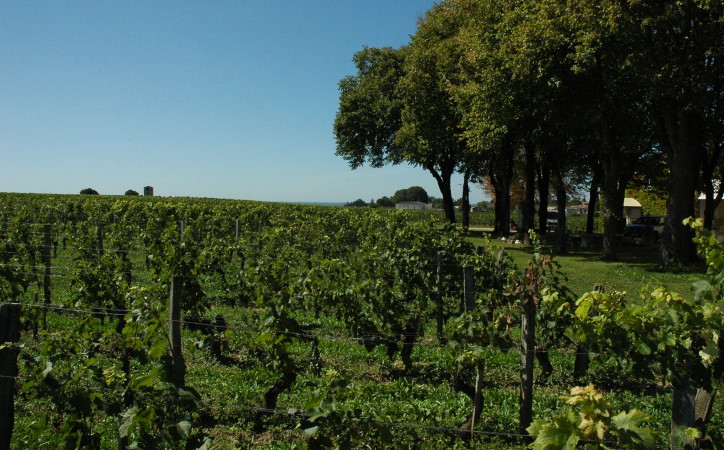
[623, 216, 665, 242]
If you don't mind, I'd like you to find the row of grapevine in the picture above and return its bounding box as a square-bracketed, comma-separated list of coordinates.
[0, 194, 498, 447]
[0, 193, 721, 448]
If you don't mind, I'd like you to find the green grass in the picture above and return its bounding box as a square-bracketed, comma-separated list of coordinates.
[465, 229, 706, 300]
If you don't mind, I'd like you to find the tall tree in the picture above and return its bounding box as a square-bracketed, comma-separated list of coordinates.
[334, 46, 407, 189]
[334, 39, 468, 223]
[451, 0, 525, 237]
[512, 0, 653, 260]
[630, 0, 723, 263]
[391, 186, 430, 204]
[395, 2, 476, 223]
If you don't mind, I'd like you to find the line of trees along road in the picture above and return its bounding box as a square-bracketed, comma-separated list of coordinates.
[334, 0, 722, 264]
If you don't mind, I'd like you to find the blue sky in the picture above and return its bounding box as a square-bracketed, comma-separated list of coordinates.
[0, 1, 485, 204]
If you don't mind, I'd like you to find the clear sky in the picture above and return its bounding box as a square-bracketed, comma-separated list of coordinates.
[0, 1, 486, 204]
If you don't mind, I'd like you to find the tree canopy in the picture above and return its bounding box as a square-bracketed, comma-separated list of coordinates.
[335, 0, 722, 262]
[391, 186, 430, 204]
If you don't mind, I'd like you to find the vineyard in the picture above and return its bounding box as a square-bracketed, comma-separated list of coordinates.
[0, 193, 722, 449]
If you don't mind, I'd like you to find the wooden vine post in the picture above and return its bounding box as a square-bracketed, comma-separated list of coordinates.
[493, 249, 505, 289]
[470, 359, 485, 440]
[96, 223, 104, 257]
[436, 252, 444, 343]
[519, 273, 536, 436]
[464, 265, 484, 440]
[463, 266, 475, 313]
[42, 223, 52, 329]
[0, 303, 21, 450]
[168, 276, 185, 386]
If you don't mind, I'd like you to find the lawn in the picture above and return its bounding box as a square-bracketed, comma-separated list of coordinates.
[465, 229, 706, 300]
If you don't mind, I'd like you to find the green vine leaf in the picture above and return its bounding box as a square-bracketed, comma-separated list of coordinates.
[527, 412, 579, 450]
[611, 410, 655, 448]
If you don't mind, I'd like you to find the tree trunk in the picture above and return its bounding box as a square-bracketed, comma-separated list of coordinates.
[537, 154, 551, 233]
[490, 143, 514, 237]
[586, 165, 601, 235]
[523, 143, 537, 233]
[700, 131, 722, 231]
[553, 165, 568, 254]
[429, 166, 456, 224]
[600, 126, 622, 261]
[462, 170, 471, 229]
[702, 187, 722, 232]
[658, 110, 701, 265]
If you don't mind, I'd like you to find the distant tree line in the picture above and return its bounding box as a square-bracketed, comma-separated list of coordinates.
[79, 188, 141, 196]
[346, 186, 432, 208]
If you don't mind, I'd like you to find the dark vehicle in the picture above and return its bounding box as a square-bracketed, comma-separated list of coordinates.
[623, 216, 665, 242]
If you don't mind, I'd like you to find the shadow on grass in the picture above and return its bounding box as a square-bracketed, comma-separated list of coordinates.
[488, 233, 706, 276]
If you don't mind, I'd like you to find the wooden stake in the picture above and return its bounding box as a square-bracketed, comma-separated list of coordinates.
[519, 292, 536, 435]
[0, 303, 21, 450]
[168, 276, 185, 386]
[671, 381, 697, 449]
[493, 249, 505, 289]
[470, 361, 485, 440]
[436, 252, 444, 342]
[463, 266, 475, 313]
[96, 224, 104, 257]
[42, 224, 51, 330]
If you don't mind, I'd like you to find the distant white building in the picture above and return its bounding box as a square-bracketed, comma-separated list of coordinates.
[623, 198, 643, 224]
[698, 193, 724, 242]
[395, 201, 432, 210]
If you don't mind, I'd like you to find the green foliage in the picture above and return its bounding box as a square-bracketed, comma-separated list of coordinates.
[446, 242, 518, 361]
[570, 218, 723, 389]
[375, 196, 394, 208]
[334, 46, 405, 169]
[528, 385, 656, 449]
[344, 198, 368, 207]
[3, 194, 722, 447]
[297, 370, 392, 448]
[626, 187, 667, 217]
[391, 186, 429, 204]
[17, 297, 205, 448]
